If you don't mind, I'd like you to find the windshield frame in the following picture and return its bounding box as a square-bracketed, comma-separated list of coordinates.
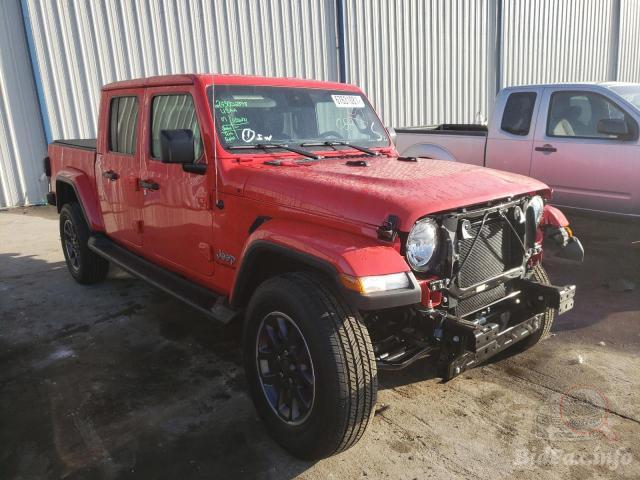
[607, 84, 640, 112]
[206, 84, 391, 157]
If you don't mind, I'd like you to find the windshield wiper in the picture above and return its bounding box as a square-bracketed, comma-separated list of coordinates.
[227, 143, 319, 160]
[300, 141, 379, 156]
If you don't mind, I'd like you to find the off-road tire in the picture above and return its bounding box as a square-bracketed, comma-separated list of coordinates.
[60, 202, 109, 284]
[243, 272, 377, 460]
[517, 264, 556, 349]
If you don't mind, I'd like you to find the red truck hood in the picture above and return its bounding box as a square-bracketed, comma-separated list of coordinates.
[243, 157, 550, 231]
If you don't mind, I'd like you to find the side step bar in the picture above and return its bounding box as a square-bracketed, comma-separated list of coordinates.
[377, 344, 435, 371]
[88, 235, 236, 324]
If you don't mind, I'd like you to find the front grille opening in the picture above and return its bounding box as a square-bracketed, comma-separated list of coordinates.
[456, 215, 520, 289]
[453, 211, 525, 318]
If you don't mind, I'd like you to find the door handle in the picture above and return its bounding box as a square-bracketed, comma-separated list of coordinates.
[139, 179, 160, 191]
[535, 144, 557, 153]
[102, 170, 119, 181]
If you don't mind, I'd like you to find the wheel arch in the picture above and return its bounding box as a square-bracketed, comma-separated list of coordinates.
[230, 240, 339, 310]
[55, 179, 78, 212]
[400, 143, 457, 161]
[230, 219, 421, 312]
[55, 171, 105, 232]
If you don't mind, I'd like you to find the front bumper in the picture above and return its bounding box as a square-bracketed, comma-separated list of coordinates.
[437, 280, 576, 380]
[439, 313, 544, 379]
[374, 279, 576, 376]
[515, 278, 576, 314]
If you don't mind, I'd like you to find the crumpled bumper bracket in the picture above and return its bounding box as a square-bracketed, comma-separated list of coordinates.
[439, 313, 544, 380]
[515, 279, 577, 315]
[438, 280, 576, 380]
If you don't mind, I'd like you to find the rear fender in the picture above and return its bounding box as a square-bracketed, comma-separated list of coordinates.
[231, 219, 420, 310]
[56, 168, 105, 232]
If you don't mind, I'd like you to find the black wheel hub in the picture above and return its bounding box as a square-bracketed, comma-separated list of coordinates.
[63, 219, 81, 272]
[256, 312, 315, 425]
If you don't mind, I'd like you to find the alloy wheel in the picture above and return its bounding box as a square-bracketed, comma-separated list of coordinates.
[256, 311, 315, 425]
[63, 219, 81, 272]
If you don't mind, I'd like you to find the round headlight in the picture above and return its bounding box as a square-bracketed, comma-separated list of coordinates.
[529, 195, 544, 224]
[406, 218, 439, 272]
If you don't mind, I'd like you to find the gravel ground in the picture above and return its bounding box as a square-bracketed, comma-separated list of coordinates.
[1, 206, 639, 479]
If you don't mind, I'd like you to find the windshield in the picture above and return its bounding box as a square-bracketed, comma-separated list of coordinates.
[608, 84, 640, 110]
[207, 85, 389, 150]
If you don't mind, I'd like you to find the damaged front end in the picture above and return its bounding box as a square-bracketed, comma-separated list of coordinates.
[364, 196, 579, 380]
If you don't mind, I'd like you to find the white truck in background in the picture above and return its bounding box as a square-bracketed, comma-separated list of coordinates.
[395, 83, 640, 218]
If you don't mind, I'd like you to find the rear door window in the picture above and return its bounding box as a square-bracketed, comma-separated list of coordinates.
[150, 94, 203, 161]
[109, 96, 139, 154]
[501, 92, 536, 136]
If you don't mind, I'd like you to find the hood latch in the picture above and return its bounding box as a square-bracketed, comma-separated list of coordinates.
[346, 159, 368, 167]
[377, 214, 400, 242]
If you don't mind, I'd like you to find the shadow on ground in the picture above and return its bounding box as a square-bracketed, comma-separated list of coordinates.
[2, 208, 639, 479]
[545, 212, 640, 349]
[0, 252, 312, 479]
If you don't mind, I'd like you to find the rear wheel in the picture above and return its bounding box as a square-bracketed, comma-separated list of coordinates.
[243, 272, 377, 460]
[60, 202, 109, 284]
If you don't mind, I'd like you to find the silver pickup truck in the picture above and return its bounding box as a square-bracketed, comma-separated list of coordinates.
[396, 83, 640, 218]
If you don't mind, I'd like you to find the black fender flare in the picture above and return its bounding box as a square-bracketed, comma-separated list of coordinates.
[56, 176, 93, 224]
[231, 240, 421, 312]
[231, 240, 339, 309]
[55, 174, 104, 233]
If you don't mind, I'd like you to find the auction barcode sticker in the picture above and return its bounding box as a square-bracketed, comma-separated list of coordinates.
[331, 94, 365, 108]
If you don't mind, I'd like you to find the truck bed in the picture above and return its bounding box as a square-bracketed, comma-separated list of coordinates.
[395, 125, 487, 167]
[53, 138, 97, 151]
[48, 139, 98, 198]
[395, 124, 487, 136]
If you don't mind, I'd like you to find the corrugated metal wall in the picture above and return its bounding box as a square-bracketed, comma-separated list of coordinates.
[22, 0, 339, 141]
[618, 0, 640, 82]
[3, 0, 640, 208]
[501, 0, 613, 86]
[343, 0, 490, 127]
[0, 0, 47, 208]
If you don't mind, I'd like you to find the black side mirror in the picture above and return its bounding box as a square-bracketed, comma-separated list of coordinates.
[597, 118, 629, 138]
[160, 129, 195, 164]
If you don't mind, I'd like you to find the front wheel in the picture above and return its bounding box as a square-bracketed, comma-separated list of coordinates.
[518, 264, 556, 349]
[243, 272, 377, 460]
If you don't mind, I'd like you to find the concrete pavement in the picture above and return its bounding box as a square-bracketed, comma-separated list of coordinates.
[1, 206, 639, 479]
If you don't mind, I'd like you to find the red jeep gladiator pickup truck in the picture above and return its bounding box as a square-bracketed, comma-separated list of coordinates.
[44, 74, 581, 459]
